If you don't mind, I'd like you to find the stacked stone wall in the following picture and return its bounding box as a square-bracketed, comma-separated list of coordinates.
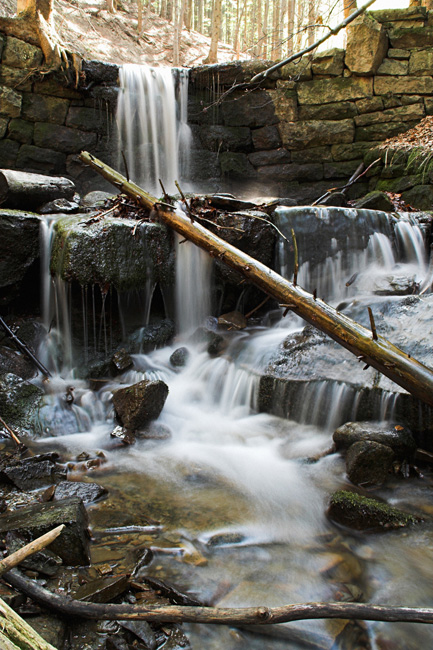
[189, 7, 433, 205]
[1, 6, 433, 203]
[0, 37, 119, 193]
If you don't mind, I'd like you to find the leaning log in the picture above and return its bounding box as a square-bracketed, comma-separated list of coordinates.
[79, 151, 433, 409]
[0, 169, 75, 210]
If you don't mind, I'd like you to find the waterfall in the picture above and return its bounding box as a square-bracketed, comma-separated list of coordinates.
[116, 65, 192, 196]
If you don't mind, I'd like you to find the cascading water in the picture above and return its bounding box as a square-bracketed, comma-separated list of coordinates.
[116, 65, 192, 195]
[30, 74, 433, 649]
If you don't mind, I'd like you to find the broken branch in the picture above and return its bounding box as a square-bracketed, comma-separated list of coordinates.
[0, 525, 65, 577]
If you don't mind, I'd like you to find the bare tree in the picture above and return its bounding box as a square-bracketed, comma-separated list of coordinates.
[204, 0, 223, 63]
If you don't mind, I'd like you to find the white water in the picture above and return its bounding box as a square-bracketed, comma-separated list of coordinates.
[117, 65, 192, 196]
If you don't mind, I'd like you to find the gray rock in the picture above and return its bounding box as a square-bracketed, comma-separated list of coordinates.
[333, 421, 416, 460]
[16, 144, 66, 174]
[82, 60, 119, 84]
[345, 440, 395, 486]
[22, 93, 69, 124]
[0, 85, 22, 118]
[0, 372, 44, 432]
[2, 457, 66, 490]
[54, 480, 108, 503]
[251, 125, 282, 150]
[111, 348, 133, 375]
[221, 90, 278, 128]
[327, 489, 421, 531]
[170, 347, 190, 367]
[0, 497, 90, 565]
[112, 379, 169, 430]
[2, 37, 43, 68]
[81, 190, 114, 207]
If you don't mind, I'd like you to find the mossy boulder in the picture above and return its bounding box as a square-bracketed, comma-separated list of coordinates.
[51, 215, 175, 291]
[328, 490, 421, 531]
[0, 372, 44, 433]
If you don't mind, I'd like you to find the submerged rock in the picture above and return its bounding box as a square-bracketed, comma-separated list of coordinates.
[333, 421, 416, 460]
[217, 310, 247, 330]
[327, 490, 421, 531]
[110, 348, 133, 375]
[345, 440, 395, 486]
[112, 379, 169, 430]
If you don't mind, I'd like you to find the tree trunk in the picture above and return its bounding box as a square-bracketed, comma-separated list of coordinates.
[79, 151, 433, 411]
[287, 0, 295, 55]
[203, 0, 223, 63]
[0, 169, 76, 210]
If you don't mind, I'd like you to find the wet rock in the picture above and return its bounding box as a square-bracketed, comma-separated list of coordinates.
[345, 440, 395, 486]
[0, 346, 36, 380]
[29, 614, 66, 649]
[54, 480, 108, 503]
[135, 422, 172, 440]
[353, 191, 395, 212]
[82, 59, 119, 84]
[110, 425, 136, 445]
[207, 532, 246, 547]
[170, 347, 190, 367]
[327, 490, 421, 531]
[217, 311, 247, 330]
[110, 348, 133, 375]
[0, 373, 44, 432]
[39, 196, 81, 214]
[0, 496, 90, 565]
[188, 326, 225, 356]
[318, 191, 348, 207]
[112, 379, 169, 430]
[73, 574, 129, 603]
[119, 620, 157, 649]
[81, 190, 114, 208]
[333, 421, 416, 460]
[373, 274, 420, 296]
[0, 209, 41, 301]
[1, 455, 66, 490]
[128, 319, 175, 353]
[6, 531, 62, 576]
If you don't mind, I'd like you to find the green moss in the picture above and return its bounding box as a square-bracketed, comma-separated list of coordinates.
[328, 489, 420, 531]
[51, 215, 175, 291]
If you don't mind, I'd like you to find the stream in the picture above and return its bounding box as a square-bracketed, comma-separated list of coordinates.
[16, 65, 433, 649]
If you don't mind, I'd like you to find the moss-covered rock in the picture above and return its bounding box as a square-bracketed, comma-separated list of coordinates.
[0, 373, 44, 432]
[327, 489, 421, 531]
[50, 215, 175, 291]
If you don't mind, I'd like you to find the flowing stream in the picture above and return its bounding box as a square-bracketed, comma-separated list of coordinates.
[30, 67, 433, 649]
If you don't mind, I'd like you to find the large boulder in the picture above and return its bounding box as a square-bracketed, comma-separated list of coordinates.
[0, 209, 41, 302]
[346, 13, 388, 76]
[112, 379, 169, 430]
[345, 440, 395, 486]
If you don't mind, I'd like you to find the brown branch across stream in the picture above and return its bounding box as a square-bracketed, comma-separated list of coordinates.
[4, 569, 433, 626]
[79, 151, 433, 410]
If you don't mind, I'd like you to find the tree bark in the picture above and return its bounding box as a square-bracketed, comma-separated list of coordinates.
[79, 152, 433, 410]
[0, 169, 76, 210]
[204, 0, 223, 63]
[5, 567, 433, 626]
[0, 597, 57, 650]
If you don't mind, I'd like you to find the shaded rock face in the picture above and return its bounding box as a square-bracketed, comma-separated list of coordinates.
[112, 379, 169, 430]
[0, 372, 44, 433]
[345, 440, 395, 487]
[0, 209, 41, 304]
[327, 489, 421, 531]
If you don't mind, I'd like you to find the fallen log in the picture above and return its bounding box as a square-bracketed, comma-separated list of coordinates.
[79, 151, 433, 409]
[0, 169, 75, 210]
[0, 596, 57, 650]
[4, 568, 433, 626]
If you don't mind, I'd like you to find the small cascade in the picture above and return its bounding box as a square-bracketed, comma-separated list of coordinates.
[117, 65, 192, 195]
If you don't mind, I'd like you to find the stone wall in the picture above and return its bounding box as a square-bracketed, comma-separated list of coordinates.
[189, 7, 433, 205]
[1, 6, 433, 203]
[0, 36, 119, 193]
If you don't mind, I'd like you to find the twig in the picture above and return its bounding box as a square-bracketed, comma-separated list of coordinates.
[159, 179, 170, 203]
[175, 180, 194, 221]
[245, 296, 270, 319]
[121, 151, 130, 182]
[291, 228, 299, 287]
[312, 158, 380, 206]
[368, 307, 378, 341]
[0, 526, 65, 576]
[0, 416, 21, 446]
[0, 317, 51, 378]
[4, 569, 433, 625]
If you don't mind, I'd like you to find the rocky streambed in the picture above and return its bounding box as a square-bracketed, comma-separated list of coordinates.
[1, 173, 433, 649]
